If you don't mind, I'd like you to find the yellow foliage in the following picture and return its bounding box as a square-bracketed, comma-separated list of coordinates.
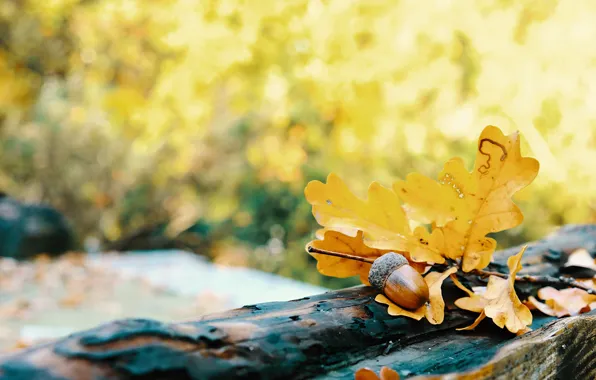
[527, 287, 596, 317]
[306, 126, 537, 273]
[307, 230, 425, 285]
[452, 276, 487, 313]
[3, 0, 596, 295]
[395, 126, 539, 271]
[305, 174, 444, 265]
[456, 247, 533, 333]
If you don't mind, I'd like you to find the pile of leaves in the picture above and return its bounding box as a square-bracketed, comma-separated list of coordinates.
[0, 253, 227, 352]
[305, 126, 596, 334]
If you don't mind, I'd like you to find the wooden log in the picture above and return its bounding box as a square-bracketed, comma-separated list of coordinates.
[0, 224, 595, 380]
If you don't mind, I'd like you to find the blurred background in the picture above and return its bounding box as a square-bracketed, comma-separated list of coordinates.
[1, 0, 596, 351]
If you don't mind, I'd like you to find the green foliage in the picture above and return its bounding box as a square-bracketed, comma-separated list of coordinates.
[1, 0, 595, 287]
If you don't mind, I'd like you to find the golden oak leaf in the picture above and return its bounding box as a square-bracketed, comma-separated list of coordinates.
[407, 226, 446, 265]
[452, 274, 488, 313]
[527, 287, 596, 317]
[375, 267, 457, 324]
[457, 311, 486, 331]
[424, 267, 458, 324]
[305, 173, 445, 265]
[308, 230, 426, 285]
[456, 247, 532, 333]
[394, 126, 539, 271]
[395, 171, 465, 227]
[308, 230, 384, 285]
[355, 366, 400, 380]
[483, 247, 533, 333]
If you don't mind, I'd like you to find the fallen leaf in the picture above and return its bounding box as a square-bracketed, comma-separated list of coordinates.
[526, 296, 558, 316]
[457, 311, 486, 331]
[375, 294, 425, 320]
[394, 126, 539, 271]
[484, 247, 532, 333]
[308, 230, 426, 284]
[576, 278, 596, 290]
[452, 274, 487, 313]
[379, 367, 400, 380]
[455, 246, 532, 333]
[355, 366, 400, 380]
[305, 174, 445, 265]
[565, 248, 596, 270]
[528, 287, 596, 317]
[59, 292, 85, 308]
[10, 339, 31, 352]
[515, 326, 532, 336]
[375, 267, 457, 324]
[424, 267, 458, 324]
[355, 368, 379, 380]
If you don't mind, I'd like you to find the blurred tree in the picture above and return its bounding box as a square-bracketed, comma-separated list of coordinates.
[1, 0, 596, 287]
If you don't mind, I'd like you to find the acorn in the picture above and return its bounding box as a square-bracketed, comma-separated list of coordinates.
[307, 245, 430, 310]
[368, 253, 429, 310]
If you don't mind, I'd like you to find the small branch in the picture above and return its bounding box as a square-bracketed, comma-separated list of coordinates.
[471, 269, 594, 294]
[306, 246, 375, 264]
[309, 245, 595, 294]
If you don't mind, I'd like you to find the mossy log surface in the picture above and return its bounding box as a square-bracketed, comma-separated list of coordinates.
[0, 225, 595, 380]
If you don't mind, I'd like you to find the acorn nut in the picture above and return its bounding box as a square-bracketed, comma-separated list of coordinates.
[368, 253, 429, 310]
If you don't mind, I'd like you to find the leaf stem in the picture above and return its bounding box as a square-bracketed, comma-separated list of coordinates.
[471, 269, 594, 293]
[306, 246, 376, 264]
[309, 246, 595, 294]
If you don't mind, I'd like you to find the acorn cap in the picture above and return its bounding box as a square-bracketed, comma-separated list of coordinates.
[368, 252, 408, 290]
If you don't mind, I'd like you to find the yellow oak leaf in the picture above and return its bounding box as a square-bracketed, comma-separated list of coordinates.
[527, 287, 596, 317]
[407, 226, 446, 265]
[305, 173, 409, 243]
[308, 230, 385, 285]
[455, 247, 532, 333]
[483, 246, 532, 333]
[394, 126, 539, 271]
[424, 267, 458, 324]
[375, 294, 425, 320]
[452, 275, 488, 313]
[394, 172, 463, 226]
[375, 267, 457, 324]
[457, 311, 486, 331]
[305, 173, 445, 265]
[307, 230, 426, 285]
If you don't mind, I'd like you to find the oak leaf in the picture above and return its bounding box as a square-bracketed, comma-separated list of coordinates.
[307, 230, 426, 284]
[305, 174, 445, 265]
[375, 267, 457, 324]
[452, 275, 487, 313]
[526, 287, 596, 317]
[394, 126, 539, 271]
[456, 246, 532, 333]
[355, 366, 399, 380]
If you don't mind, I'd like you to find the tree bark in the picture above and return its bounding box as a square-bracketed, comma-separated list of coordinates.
[1, 224, 595, 380]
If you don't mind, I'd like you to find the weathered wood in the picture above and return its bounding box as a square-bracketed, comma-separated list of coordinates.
[412, 311, 596, 380]
[0, 224, 595, 379]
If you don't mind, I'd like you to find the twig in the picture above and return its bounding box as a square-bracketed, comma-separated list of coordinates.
[306, 246, 375, 264]
[471, 269, 594, 294]
[308, 246, 595, 294]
